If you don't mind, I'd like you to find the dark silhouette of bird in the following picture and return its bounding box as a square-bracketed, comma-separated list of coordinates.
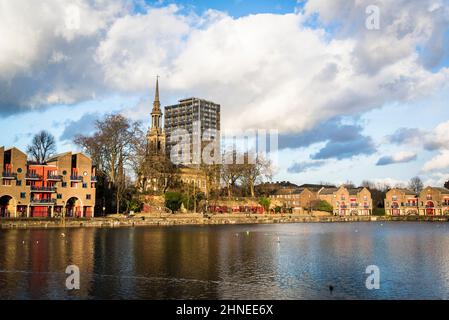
[329, 285, 334, 294]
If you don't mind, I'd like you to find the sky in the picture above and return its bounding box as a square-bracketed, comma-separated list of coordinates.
[1, 0, 449, 188]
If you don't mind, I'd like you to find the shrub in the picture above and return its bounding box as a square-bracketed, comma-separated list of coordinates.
[311, 200, 333, 213]
[165, 192, 184, 212]
[259, 197, 271, 212]
[372, 208, 385, 216]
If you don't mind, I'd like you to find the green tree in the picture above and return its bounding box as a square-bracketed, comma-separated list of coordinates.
[259, 196, 271, 213]
[311, 200, 333, 213]
[165, 192, 184, 212]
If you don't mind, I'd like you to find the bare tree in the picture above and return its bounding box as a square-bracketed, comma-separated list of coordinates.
[74, 114, 142, 213]
[242, 153, 273, 197]
[221, 150, 245, 198]
[409, 176, 424, 194]
[26, 131, 56, 163]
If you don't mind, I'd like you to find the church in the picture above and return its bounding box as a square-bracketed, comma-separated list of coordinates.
[143, 78, 221, 196]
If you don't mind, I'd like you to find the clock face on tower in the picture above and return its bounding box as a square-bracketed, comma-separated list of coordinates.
[83, 171, 88, 176]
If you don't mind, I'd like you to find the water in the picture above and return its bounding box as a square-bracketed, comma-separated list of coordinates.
[1, 222, 449, 299]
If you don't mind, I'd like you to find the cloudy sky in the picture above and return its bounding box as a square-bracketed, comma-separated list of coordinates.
[1, 0, 449, 187]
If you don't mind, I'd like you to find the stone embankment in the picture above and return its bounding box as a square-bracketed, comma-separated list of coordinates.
[1, 214, 449, 230]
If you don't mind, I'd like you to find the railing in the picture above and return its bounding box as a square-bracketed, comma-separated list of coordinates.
[70, 175, 83, 181]
[26, 173, 42, 179]
[31, 186, 56, 192]
[47, 174, 63, 180]
[1, 172, 17, 179]
[404, 203, 418, 207]
[350, 203, 359, 207]
[30, 198, 56, 204]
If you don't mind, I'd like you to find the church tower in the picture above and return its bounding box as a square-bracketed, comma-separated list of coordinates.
[147, 77, 165, 156]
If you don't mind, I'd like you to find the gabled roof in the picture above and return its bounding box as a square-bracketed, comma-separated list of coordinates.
[348, 188, 364, 196]
[46, 152, 72, 163]
[319, 187, 338, 195]
[433, 187, 449, 195]
[389, 188, 417, 196]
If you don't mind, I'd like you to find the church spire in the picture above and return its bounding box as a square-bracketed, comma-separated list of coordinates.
[153, 75, 160, 112]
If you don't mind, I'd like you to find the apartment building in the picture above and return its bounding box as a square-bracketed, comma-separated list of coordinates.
[0, 147, 96, 218]
[269, 187, 318, 210]
[419, 186, 449, 215]
[164, 97, 221, 162]
[384, 187, 449, 216]
[318, 186, 373, 216]
[384, 188, 419, 216]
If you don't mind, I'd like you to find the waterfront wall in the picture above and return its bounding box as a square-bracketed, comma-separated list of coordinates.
[2, 213, 449, 230]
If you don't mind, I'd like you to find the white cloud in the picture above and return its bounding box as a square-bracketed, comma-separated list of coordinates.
[0, 0, 448, 142]
[95, 1, 449, 133]
[423, 150, 449, 172]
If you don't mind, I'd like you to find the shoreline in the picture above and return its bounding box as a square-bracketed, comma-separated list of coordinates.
[2, 214, 449, 230]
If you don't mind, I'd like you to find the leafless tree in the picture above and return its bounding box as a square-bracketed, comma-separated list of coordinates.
[242, 153, 273, 197]
[26, 130, 56, 164]
[221, 150, 245, 198]
[409, 176, 424, 194]
[74, 114, 142, 213]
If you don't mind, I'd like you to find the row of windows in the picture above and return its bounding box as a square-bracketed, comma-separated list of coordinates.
[18, 193, 92, 200]
[1, 180, 93, 188]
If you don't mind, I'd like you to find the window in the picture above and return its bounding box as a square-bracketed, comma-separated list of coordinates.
[17, 168, 22, 173]
[86, 194, 91, 200]
[16, 180, 22, 186]
[57, 194, 62, 199]
[71, 182, 77, 188]
[82, 183, 88, 188]
[20, 192, 26, 199]
[62, 182, 67, 188]
[2, 179, 11, 186]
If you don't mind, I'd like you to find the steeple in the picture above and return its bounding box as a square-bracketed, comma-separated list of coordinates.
[147, 76, 165, 156]
[152, 75, 161, 112]
[150, 76, 163, 131]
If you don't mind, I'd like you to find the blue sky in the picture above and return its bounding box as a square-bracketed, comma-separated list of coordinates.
[1, 0, 449, 188]
[148, 0, 302, 17]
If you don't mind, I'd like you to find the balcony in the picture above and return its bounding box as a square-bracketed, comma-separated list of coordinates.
[47, 174, 63, 181]
[1, 172, 17, 179]
[30, 198, 56, 205]
[350, 203, 359, 208]
[404, 203, 418, 207]
[70, 175, 83, 181]
[26, 173, 42, 180]
[31, 186, 56, 193]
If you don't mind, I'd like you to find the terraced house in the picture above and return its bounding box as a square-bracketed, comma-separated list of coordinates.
[419, 187, 449, 216]
[384, 188, 419, 216]
[385, 187, 449, 216]
[0, 146, 96, 218]
[269, 187, 318, 212]
[318, 186, 373, 216]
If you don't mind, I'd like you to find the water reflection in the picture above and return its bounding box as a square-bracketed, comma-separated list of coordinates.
[1, 222, 449, 299]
